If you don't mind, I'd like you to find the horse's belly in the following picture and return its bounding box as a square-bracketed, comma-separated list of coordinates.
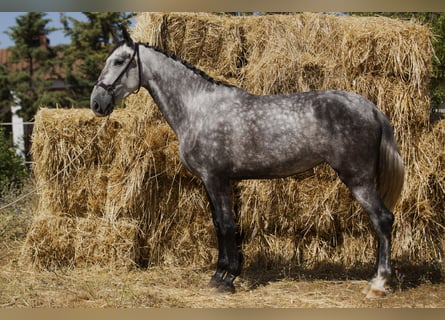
[231, 152, 323, 179]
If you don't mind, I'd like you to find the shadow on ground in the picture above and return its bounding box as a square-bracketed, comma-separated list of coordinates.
[238, 255, 445, 292]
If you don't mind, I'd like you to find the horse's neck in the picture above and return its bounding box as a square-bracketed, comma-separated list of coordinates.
[140, 46, 219, 136]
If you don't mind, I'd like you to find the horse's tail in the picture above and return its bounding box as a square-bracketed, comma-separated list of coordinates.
[377, 119, 405, 211]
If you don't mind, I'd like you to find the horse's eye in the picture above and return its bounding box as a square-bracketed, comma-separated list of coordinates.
[114, 59, 125, 66]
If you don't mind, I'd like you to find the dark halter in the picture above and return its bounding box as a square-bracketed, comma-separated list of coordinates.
[95, 42, 142, 105]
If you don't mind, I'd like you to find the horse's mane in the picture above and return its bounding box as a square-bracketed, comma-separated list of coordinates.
[138, 42, 236, 88]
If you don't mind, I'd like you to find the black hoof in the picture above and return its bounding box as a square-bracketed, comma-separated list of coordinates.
[208, 274, 236, 293]
[208, 275, 223, 288]
[218, 281, 235, 294]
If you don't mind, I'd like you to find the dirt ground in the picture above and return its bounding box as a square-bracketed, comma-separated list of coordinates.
[1, 240, 444, 308]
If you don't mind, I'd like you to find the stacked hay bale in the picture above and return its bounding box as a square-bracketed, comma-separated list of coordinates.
[22, 110, 142, 268]
[23, 13, 442, 271]
[24, 106, 214, 269]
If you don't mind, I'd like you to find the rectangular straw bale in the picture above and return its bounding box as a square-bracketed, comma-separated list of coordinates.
[20, 214, 140, 269]
[74, 217, 140, 268]
[21, 214, 76, 269]
[134, 12, 243, 80]
[392, 121, 445, 262]
[137, 178, 215, 267]
[31, 109, 117, 217]
[239, 14, 339, 94]
[239, 14, 432, 132]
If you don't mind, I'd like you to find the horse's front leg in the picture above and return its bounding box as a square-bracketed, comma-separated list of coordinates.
[203, 176, 241, 293]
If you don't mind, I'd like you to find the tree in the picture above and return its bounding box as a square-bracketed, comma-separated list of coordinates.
[60, 12, 135, 107]
[0, 65, 12, 129]
[429, 13, 445, 106]
[5, 12, 59, 121]
[0, 126, 27, 194]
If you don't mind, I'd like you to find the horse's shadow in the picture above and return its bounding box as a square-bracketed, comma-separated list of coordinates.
[238, 255, 445, 292]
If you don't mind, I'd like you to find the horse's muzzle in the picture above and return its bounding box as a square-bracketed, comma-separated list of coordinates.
[90, 85, 115, 117]
[91, 101, 109, 117]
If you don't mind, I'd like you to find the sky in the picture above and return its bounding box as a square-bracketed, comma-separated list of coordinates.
[0, 12, 87, 48]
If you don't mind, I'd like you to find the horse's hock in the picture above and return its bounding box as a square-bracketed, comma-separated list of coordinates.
[23, 13, 444, 271]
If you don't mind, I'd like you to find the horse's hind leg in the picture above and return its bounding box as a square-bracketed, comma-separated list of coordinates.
[347, 181, 394, 298]
[203, 176, 241, 293]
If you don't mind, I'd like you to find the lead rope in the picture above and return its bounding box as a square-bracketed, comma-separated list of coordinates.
[0, 115, 110, 211]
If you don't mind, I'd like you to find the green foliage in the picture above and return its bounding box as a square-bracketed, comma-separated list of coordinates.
[415, 13, 445, 106]
[4, 12, 135, 120]
[431, 13, 445, 65]
[429, 14, 445, 107]
[5, 12, 54, 62]
[0, 127, 27, 194]
[0, 64, 12, 124]
[5, 12, 60, 121]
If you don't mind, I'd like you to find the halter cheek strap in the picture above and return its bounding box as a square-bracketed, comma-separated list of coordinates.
[95, 42, 142, 104]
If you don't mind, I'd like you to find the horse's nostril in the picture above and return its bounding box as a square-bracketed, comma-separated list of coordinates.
[91, 100, 112, 117]
[92, 100, 101, 113]
[92, 101, 105, 116]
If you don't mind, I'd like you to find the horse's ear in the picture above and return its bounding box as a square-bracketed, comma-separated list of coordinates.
[111, 28, 120, 44]
[121, 25, 134, 46]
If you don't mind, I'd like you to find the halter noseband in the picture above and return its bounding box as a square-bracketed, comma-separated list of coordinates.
[95, 42, 142, 104]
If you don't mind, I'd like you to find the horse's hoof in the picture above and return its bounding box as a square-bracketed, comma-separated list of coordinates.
[208, 276, 223, 289]
[217, 281, 236, 294]
[208, 280, 235, 294]
[366, 287, 386, 299]
[363, 276, 387, 299]
[361, 283, 371, 294]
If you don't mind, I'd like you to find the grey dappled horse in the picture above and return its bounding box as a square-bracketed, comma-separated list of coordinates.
[90, 28, 404, 298]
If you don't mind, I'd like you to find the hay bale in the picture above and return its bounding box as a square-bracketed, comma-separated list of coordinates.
[31, 109, 117, 217]
[23, 13, 441, 271]
[133, 12, 243, 81]
[393, 121, 445, 262]
[74, 217, 140, 268]
[25, 106, 213, 269]
[20, 214, 140, 269]
[21, 214, 76, 269]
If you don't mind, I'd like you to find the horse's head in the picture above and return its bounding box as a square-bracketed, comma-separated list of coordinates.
[90, 26, 141, 116]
